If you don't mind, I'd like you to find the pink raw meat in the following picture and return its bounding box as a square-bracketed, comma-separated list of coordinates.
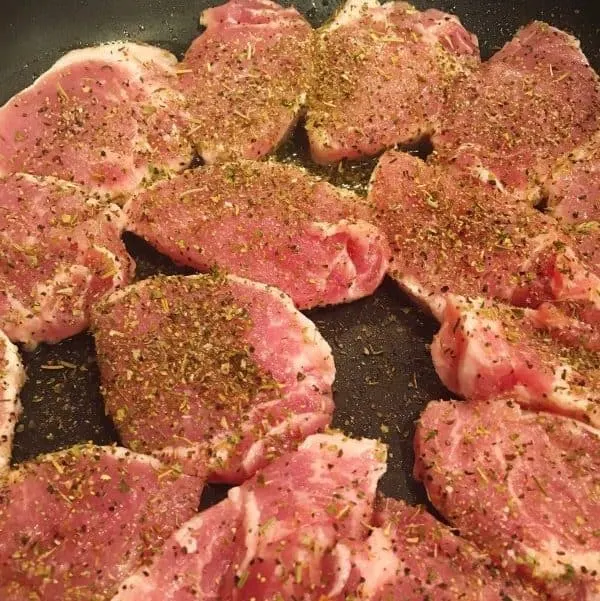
[178, 0, 313, 163]
[0, 42, 193, 199]
[126, 160, 390, 309]
[368, 150, 600, 326]
[92, 273, 335, 483]
[0, 173, 134, 347]
[415, 398, 600, 601]
[432, 295, 600, 427]
[0, 444, 202, 601]
[333, 497, 544, 600]
[111, 432, 386, 601]
[0, 331, 24, 472]
[434, 21, 600, 199]
[307, 0, 479, 164]
[545, 131, 600, 274]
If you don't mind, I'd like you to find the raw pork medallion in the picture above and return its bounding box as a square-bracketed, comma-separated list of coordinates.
[126, 160, 390, 309]
[178, 0, 312, 163]
[0, 42, 193, 198]
[415, 399, 600, 601]
[307, 0, 479, 163]
[432, 295, 600, 427]
[369, 150, 600, 326]
[434, 21, 600, 199]
[92, 274, 335, 483]
[0, 445, 202, 601]
[0, 331, 24, 472]
[0, 173, 133, 347]
[112, 433, 386, 601]
[333, 497, 544, 601]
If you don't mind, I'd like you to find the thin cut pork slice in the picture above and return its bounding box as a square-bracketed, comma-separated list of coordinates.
[0, 331, 24, 472]
[112, 432, 386, 601]
[126, 160, 390, 309]
[0, 444, 202, 601]
[414, 399, 600, 601]
[545, 131, 600, 274]
[333, 497, 544, 600]
[177, 0, 313, 163]
[92, 273, 335, 483]
[0, 173, 134, 347]
[432, 295, 600, 427]
[368, 150, 600, 325]
[433, 21, 600, 199]
[0, 42, 193, 199]
[306, 0, 479, 164]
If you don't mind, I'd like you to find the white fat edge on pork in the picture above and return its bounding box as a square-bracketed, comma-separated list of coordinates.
[226, 274, 336, 385]
[322, 0, 393, 32]
[49, 42, 179, 79]
[0, 42, 180, 117]
[0, 330, 25, 472]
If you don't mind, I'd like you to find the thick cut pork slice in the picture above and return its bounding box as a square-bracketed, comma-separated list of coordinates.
[369, 150, 600, 325]
[0, 331, 24, 472]
[126, 160, 390, 309]
[92, 274, 335, 483]
[414, 399, 600, 601]
[0, 444, 202, 601]
[306, 0, 479, 164]
[177, 0, 312, 163]
[112, 433, 386, 601]
[433, 21, 600, 198]
[0, 43, 193, 199]
[333, 497, 543, 601]
[545, 131, 600, 274]
[432, 295, 600, 427]
[0, 173, 134, 347]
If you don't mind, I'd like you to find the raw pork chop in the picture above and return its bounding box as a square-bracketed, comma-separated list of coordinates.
[92, 274, 335, 483]
[369, 150, 600, 324]
[112, 433, 386, 601]
[0, 173, 133, 347]
[545, 131, 600, 274]
[177, 0, 312, 163]
[306, 0, 479, 164]
[0, 42, 193, 198]
[0, 331, 24, 472]
[334, 497, 542, 601]
[414, 399, 600, 601]
[126, 160, 390, 309]
[432, 295, 600, 427]
[433, 21, 600, 198]
[0, 444, 202, 601]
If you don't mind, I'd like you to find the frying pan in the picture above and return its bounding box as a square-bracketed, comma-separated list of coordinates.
[2, 0, 599, 509]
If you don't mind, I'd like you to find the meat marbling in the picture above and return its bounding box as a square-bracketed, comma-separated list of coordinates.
[306, 0, 479, 164]
[177, 0, 313, 163]
[92, 273, 335, 483]
[432, 295, 600, 427]
[415, 399, 600, 601]
[0, 331, 25, 472]
[0, 173, 134, 347]
[126, 160, 390, 309]
[0, 42, 193, 199]
[0, 444, 202, 601]
[111, 432, 386, 601]
[433, 21, 600, 199]
[333, 497, 544, 600]
[369, 150, 600, 326]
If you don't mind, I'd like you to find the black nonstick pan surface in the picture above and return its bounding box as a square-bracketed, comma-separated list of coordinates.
[2, 0, 600, 509]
